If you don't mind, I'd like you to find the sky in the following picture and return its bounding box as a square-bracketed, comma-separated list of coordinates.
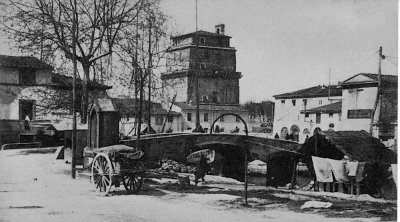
[160, 0, 398, 102]
[0, 0, 397, 103]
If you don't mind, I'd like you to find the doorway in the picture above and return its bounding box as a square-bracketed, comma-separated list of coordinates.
[19, 100, 35, 120]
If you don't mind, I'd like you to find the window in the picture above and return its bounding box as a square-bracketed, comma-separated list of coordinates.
[281, 100, 285, 104]
[19, 69, 36, 85]
[204, 113, 209, 122]
[155, 116, 163, 125]
[347, 109, 372, 119]
[204, 51, 209, 59]
[212, 91, 218, 103]
[167, 116, 173, 122]
[329, 113, 333, 117]
[202, 95, 208, 103]
[319, 100, 322, 105]
[187, 113, 192, 121]
[316, 113, 321, 124]
[305, 113, 309, 118]
[292, 100, 296, 106]
[199, 37, 206, 45]
[236, 116, 240, 122]
[220, 115, 224, 122]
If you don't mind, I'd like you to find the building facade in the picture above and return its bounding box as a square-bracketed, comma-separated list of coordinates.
[273, 85, 342, 142]
[272, 73, 397, 146]
[111, 97, 183, 136]
[340, 73, 397, 144]
[0, 55, 110, 146]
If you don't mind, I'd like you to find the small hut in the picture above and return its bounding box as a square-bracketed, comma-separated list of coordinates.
[299, 130, 397, 198]
[88, 98, 120, 149]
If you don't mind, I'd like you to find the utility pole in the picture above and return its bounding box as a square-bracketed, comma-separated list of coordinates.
[194, 0, 201, 132]
[136, 11, 143, 150]
[71, 0, 77, 179]
[370, 46, 383, 135]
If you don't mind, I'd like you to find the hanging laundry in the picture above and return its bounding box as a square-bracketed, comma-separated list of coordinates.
[345, 161, 358, 177]
[327, 159, 349, 182]
[391, 164, 397, 188]
[312, 156, 333, 182]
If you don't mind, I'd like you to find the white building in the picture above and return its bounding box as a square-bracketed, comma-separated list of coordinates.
[112, 98, 184, 136]
[273, 85, 342, 143]
[0, 55, 110, 122]
[0, 55, 110, 146]
[272, 73, 397, 146]
[340, 73, 397, 144]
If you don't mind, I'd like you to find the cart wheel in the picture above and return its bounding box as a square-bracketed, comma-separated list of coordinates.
[123, 173, 143, 194]
[91, 153, 113, 195]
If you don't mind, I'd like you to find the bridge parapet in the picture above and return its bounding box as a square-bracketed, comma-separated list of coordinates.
[120, 133, 300, 162]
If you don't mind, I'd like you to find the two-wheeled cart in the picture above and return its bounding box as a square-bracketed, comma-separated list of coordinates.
[90, 145, 145, 195]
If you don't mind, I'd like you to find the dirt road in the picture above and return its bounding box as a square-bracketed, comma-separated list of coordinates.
[0, 149, 396, 222]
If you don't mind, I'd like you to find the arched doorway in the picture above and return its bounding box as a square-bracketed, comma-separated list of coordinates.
[280, 127, 288, 139]
[290, 125, 300, 141]
[313, 127, 322, 134]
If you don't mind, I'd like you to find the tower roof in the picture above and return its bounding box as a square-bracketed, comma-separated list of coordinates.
[171, 30, 231, 40]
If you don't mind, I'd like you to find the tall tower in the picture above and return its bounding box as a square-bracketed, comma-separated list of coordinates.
[162, 24, 242, 106]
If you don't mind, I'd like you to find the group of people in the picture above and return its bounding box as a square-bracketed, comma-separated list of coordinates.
[274, 133, 307, 142]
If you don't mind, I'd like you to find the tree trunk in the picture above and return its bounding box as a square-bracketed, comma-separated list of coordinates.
[81, 63, 90, 124]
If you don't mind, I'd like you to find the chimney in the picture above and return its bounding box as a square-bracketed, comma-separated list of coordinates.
[215, 24, 225, 35]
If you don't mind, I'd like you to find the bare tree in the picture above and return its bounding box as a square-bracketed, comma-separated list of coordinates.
[115, 0, 169, 140]
[3, 0, 144, 123]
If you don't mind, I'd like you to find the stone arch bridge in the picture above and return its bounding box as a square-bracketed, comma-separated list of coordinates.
[120, 133, 300, 164]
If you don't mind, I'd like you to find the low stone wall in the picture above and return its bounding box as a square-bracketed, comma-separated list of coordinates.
[1, 142, 42, 150]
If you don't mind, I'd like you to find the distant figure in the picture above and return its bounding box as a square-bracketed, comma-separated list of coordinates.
[24, 115, 30, 131]
[285, 133, 290, 140]
[215, 125, 220, 133]
[194, 155, 210, 185]
[231, 126, 240, 134]
[274, 133, 279, 139]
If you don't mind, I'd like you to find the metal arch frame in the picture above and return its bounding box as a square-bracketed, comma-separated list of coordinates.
[209, 113, 249, 137]
[209, 113, 249, 205]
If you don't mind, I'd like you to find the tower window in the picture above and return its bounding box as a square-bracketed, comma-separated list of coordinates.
[187, 113, 192, 121]
[19, 69, 36, 85]
[199, 37, 205, 45]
